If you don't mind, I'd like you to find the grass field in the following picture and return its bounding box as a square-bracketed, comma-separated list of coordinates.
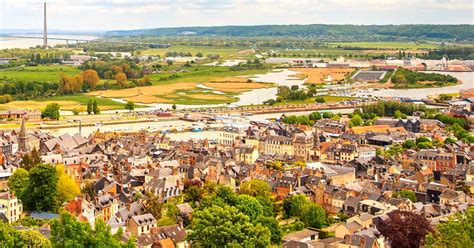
[327, 41, 439, 49]
[141, 45, 247, 59]
[0, 65, 81, 83]
[146, 65, 271, 85]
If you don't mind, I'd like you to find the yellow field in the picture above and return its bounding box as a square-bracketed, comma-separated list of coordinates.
[89, 83, 198, 98]
[290, 68, 355, 83]
[123, 95, 171, 104]
[87, 77, 273, 104]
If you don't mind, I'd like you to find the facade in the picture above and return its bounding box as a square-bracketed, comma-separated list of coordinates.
[0, 192, 22, 223]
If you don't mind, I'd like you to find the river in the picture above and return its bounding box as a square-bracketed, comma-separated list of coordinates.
[354, 71, 473, 100]
[0, 34, 98, 49]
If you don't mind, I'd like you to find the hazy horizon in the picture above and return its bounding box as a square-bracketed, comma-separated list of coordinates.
[1, 0, 473, 32]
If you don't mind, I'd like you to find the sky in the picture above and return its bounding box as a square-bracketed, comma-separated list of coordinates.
[1, 0, 473, 32]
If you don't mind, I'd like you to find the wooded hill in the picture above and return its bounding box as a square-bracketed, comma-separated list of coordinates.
[106, 24, 474, 41]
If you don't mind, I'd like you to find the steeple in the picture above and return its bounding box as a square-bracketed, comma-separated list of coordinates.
[313, 126, 320, 150]
[18, 117, 29, 152]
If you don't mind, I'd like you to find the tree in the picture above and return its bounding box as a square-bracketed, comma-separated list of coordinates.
[0, 222, 51, 248]
[378, 210, 433, 248]
[402, 140, 417, 149]
[8, 168, 29, 200]
[393, 190, 417, 203]
[144, 192, 162, 220]
[239, 179, 272, 199]
[124, 101, 134, 112]
[172, 104, 177, 111]
[50, 212, 133, 247]
[183, 186, 203, 207]
[283, 194, 309, 219]
[187, 205, 271, 247]
[235, 195, 264, 219]
[56, 164, 80, 204]
[16, 228, 51, 247]
[19, 147, 42, 171]
[300, 204, 327, 228]
[256, 216, 282, 244]
[42, 103, 60, 120]
[350, 114, 363, 127]
[81, 69, 99, 90]
[394, 109, 407, 119]
[87, 100, 93, 115]
[426, 207, 473, 248]
[314, 96, 325, 103]
[24, 164, 59, 212]
[115, 72, 127, 87]
[92, 100, 100, 114]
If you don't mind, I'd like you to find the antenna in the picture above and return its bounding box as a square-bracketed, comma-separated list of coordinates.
[43, 2, 47, 47]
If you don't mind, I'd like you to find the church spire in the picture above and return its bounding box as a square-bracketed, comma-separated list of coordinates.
[19, 117, 29, 152]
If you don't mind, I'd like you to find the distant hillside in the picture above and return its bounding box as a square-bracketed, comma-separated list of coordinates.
[105, 24, 474, 41]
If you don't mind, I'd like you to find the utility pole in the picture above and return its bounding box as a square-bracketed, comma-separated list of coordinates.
[43, 2, 48, 48]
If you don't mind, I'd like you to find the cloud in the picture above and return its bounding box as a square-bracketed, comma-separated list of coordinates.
[1, 0, 472, 31]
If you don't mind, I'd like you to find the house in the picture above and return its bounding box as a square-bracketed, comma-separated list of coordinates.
[39, 133, 87, 153]
[135, 224, 186, 248]
[261, 135, 294, 156]
[234, 145, 259, 164]
[439, 188, 470, 205]
[0, 192, 22, 223]
[64, 197, 95, 226]
[0, 110, 42, 122]
[283, 228, 319, 242]
[128, 213, 157, 237]
[95, 194, 119, 222]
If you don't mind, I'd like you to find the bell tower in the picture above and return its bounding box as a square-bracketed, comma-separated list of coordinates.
[18, 117, 29, 152]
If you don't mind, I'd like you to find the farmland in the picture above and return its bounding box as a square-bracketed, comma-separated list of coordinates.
[290, 68, 355, 84]
[141, 45, 247, 59]
[0, 65, 81, 83]
[327, 41, 439, 49]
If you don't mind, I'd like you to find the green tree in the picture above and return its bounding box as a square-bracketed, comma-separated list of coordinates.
[187, 205, 271, 247]
[300, 204, 327, 228]
[19, 147, 42, 171]
[426, 207, 473, 248]
[16, 229, 51, 247]
[125, 101, 134, 112]
[144, 192, 162, 220]
[402, 140, 417, 149]
[394, 110, 407, 119]
[87, 100, 93, 115]
[8, 168, 29, 203]
[172, 104, 177, 111]
[256, 216, 282, 244]
[42, 103, 60, 120]
[24, 164, 59, 212]
[235, 195, 264, 219]
[350, 114, 363, 127]
[393, 190, 417, 203]
[183, 186, 204, 207]
[50, 212, 133, 247]
[239, 179, 272, 199]
[0, 222, 51, 248]
[283, 194, 309, 219]
[92, 100, 100, 114]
